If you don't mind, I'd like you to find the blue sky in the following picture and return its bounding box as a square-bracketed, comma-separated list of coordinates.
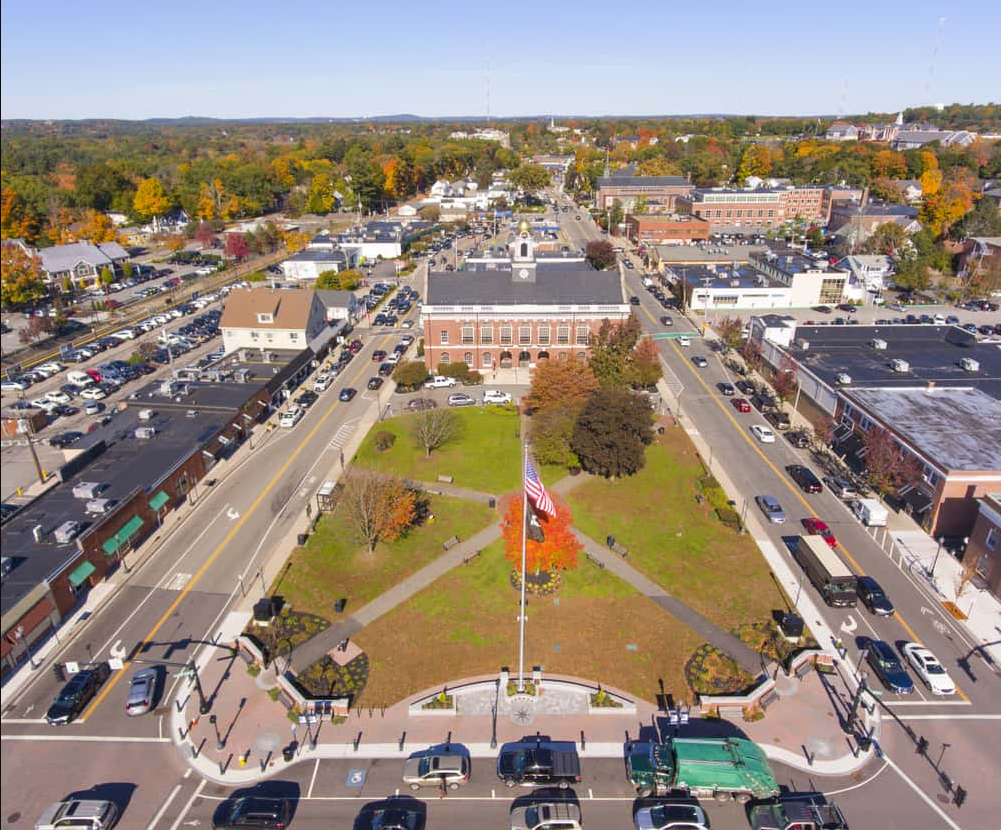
[1, 1, 998, 120]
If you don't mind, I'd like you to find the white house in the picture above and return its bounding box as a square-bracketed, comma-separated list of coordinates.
[220, 288, 330, 353]
[836, 255, 895, 293]
[280, 248, 352, 282]
[315, 290, 363, 324]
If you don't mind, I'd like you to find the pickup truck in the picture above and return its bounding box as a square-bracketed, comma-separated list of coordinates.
[425, 375, 459, 389]
[625, 737, 779, 802]
[749, 797, 848, 829]
[496, 739, 581, 788]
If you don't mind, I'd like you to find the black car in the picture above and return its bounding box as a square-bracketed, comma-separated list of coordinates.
[363, 807, 419, 830]
[866, 639, 914, 694]
[339, 388, 357, 402]
[629, 296, 641, 305]
[378, 362, 394, 377]
[736, 379, 757, 396]
[718, 382, 735, 396]
[296, 390, 318, 408]
[213, 796, 292, 830]
[497, 740, 581, 788]
[787, 464, 822, 493]
[785, 429, 810, 449]
[49, 431, 84, 448]
[46, 665, 110, 725]
[367, 377, 384, 391]
[857, 576, 895, 617]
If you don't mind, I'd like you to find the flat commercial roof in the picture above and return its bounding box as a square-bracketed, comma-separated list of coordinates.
[845, 386, 1001, 472]
[670, 264, 784, 290]
[786, 325, 1001, 401]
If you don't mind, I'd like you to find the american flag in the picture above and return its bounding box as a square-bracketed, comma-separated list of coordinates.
[525, 460, 556, 516]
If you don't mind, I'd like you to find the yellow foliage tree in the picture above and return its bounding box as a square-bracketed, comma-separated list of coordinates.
[919, 168, 943, 197]
[133, 177, 171, 223]
[283, 230, 310, 252]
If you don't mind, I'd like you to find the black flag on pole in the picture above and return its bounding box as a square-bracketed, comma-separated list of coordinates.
[526, 504, 545, 543]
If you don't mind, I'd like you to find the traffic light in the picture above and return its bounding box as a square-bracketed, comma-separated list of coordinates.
[916, 736, 929, 755]
[953, 787, 967, 809]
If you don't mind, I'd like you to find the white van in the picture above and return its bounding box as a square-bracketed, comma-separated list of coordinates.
[66, 370, 95, 387]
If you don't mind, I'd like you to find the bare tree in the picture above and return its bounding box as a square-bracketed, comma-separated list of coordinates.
[412, 409, 460, 457]
[340, 470, 416, 555]
[954, 552, 980, 604]
[862, 427, 923, 497]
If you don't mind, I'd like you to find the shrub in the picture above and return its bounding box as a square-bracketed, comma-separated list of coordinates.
[374, 430, 396, 451]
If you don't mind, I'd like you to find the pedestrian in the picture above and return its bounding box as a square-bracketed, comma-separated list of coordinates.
[438, 776, 447, 799]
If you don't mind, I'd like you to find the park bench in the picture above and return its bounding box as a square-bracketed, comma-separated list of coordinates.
[607, 538, 628, 557]
[718, 705, 744, 720]
[443, 535, 460, 551]
[794, 659, 814, 680]
[585, 552, 606, 569]
[759, 690, 779, 710]
[463, 550, 481, 564]
[437, 475, 454, 484]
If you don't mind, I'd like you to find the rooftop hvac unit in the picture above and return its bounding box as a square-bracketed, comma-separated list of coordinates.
[138, 408, 155, 421]
[72, 481, 102, 500]
[134, 426, 156, 439]
[871, 338, 888, 350]
[53, 521, 81, 544]
[959, 357, 980, 373]
[795, 338, 810, 350]
[836, 372, 852, 385]
[890, 359, 910, 373]
[86, 499, 112, 514]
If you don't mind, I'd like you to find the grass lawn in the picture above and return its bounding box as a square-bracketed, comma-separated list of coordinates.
[568, 428, 786, 632]
[353, 539, 703, 707]
[273, 494, 496, 619]
[354, 407, 523, 493]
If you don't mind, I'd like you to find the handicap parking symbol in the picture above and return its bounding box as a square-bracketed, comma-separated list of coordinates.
[346, 769, 367, 788]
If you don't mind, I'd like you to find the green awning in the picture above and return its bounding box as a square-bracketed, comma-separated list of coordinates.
[149, 490, 169, 511]
[101, 514, 145, 556]
[68, 560, 96, 587]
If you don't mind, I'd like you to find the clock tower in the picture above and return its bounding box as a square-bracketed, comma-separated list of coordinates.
[510, 218, 537, 283]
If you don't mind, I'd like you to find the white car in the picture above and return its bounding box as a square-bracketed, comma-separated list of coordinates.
[425, 375, 459, 389]
[751, 424, 776, 443]
[313, 373, 333, 392]
[45, 390, 72, 405]
[31, 398, 61, 413]
[385, 352, 400, 364]
[483, 390, 513, 405]
[401, 319, 416, 329]
[80, 387, 107, 401]
[677, 336, 691, 347]
[634, 802, 709, 830]
[279, 406, 304, 428]
[37, 362, 65, 376]
[902, 642, 956, 695]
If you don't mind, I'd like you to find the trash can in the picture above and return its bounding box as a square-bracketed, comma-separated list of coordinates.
[780, 612, 804, 639]
[282, 744, 295, 762]
[606, 535, 615, 548]
[487, 497, 496, 508]
[297, 533, 308, 545]
[334, 598, 346, 613]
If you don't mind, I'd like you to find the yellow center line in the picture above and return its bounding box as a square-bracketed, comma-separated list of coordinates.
[642, 305, 967, 699]
[81, 325, 398, 719]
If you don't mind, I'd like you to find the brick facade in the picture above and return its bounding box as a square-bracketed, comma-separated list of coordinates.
[679, 186, 830, 232]
[965, 495, 1001, 598]
[623, 214, 710, 243]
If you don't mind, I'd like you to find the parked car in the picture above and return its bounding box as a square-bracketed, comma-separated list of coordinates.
[212, 796, 291, 830]
[447, 393, 476, 407]
[35, 800, 119, 830]
[49, 431, 84, 449]
[405, 398, 437, 412]
[496, 739, 581, 788]
[125, 667, 159, 716]
[785, 429, 810, 448]
[278, 406, 304, 428]
[401, 752, 470, 790]
[510, 802, 583, 830]
[80, 387, 107, 401]
[378, 362, 395, 377]
[902, 642, 956, 695]
[856, 576, 895, 617]
[367, 377, 384, 391]
[313, 373, 332, 392]
[483, 389, 513, 405]
[866, 639, 915, 694]
[787, 464, 822, 493]
[47, 665, 110, 724]
[823, 476, 858, 499]
[750, 424, 776, 443]
[634, 802, 709, 830]
[732, 397, 752, 413]
[425, 375, 459, 389]
[372, 350, 387, 362]
[718, 382, 735, 396]
[755, 495, 786, 524]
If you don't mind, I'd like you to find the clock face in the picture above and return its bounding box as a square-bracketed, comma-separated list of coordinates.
[518, 269, 529, 279]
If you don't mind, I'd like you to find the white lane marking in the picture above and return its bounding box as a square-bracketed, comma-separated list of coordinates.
[823, 759, 889, 796]
[1, 734, 171, 742]
[308, 758, 321, 799]
[110, 640, 127, 660]
[889, 713, 1001, 720]
[226, 507, 240, 521]
[87, 508, 231, 661]
[886, 700, 971, 706]
[840, 614, 857, 634]
[882, 752, 963, 830]
[168, 779, 206, 830]
[164, 572, 192, 591]
[0, 718, 46, 724]
[148, 783, 183, 830]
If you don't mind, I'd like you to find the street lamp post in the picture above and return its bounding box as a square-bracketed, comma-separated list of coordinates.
[929, 536, 945, 580]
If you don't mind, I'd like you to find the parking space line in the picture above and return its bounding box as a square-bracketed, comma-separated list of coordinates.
[168, 779, 206, 830]
[308, 758, 321, 799]
[147, 783, 183, 830]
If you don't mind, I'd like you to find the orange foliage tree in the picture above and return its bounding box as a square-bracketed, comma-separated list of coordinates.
[501, 495, 581, 575]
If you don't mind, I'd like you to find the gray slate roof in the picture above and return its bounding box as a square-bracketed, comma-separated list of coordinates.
[38, 241, 127, 274]
[427, 265, 624, 306]
[314, 289, 358, 309]
[597, 175, 690, 188]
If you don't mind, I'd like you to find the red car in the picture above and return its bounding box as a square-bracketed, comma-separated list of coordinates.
[733, 397, 752, 413]
[803, 517, 837, 548]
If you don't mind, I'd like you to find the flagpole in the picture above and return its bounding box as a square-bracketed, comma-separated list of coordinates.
[518, 442, 528, 692]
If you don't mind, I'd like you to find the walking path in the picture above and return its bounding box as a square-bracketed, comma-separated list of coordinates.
[289, 523, 502, 671]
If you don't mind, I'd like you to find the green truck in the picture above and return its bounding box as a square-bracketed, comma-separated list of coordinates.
[625, 737, 780, 802]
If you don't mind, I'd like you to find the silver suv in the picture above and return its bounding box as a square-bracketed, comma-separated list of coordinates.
[35, 800, 118, 830]
[402, 752, 470, 790]
[510, 801, 582, 830]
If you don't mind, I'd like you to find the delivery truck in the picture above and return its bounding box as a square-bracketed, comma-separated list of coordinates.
[850, 498, 888, 527]
[795, 535, 857, 608]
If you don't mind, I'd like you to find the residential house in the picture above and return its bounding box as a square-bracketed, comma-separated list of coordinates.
[825, 122, 859, 141]
[220, 287, 331, 353]
[956, 237, 1001, 279]
[37, 241, 130, 290]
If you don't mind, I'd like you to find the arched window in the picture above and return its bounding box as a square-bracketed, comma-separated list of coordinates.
[440, 352, 450, 364]
[463, 352, 473, 366]
[520, 242, 528, 257]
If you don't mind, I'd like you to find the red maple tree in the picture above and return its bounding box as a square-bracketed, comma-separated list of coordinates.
[501, 495, 581, 575]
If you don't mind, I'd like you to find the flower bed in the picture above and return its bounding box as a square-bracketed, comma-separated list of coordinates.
[509, 568, 562, 596]
[685, 643, 757, 697]
[295, 652, 370, 703]
[421, 691, 455, 710]
[506, 679, 537, 696]
[589, 688, 623, 708]
[243, 608, 330, 665]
